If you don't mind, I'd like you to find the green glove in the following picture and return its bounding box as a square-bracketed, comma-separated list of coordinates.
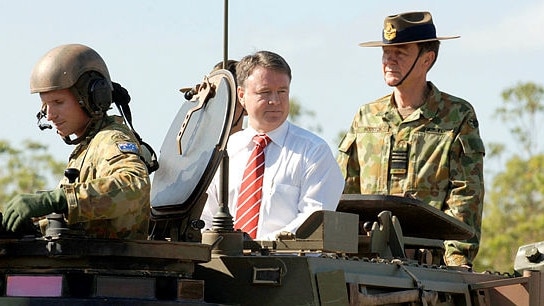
[2, 189, 67, 232]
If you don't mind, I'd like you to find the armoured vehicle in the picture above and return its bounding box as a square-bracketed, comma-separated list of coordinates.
[1, 5, 544, 306]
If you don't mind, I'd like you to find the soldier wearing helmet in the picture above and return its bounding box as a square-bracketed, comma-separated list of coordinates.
[1, 44, 151, 240]
[31, 43, 114, 144]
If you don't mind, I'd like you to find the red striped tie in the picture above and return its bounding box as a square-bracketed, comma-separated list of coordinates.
[235, 134, 271, 239]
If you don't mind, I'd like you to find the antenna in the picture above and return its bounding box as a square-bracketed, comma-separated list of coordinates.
[215, 0, 236, 233]
[223, 0, 228, 70]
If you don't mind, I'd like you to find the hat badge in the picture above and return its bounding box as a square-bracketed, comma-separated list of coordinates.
[383, 22, 396, 41]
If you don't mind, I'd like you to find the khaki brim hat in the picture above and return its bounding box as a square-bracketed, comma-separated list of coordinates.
[359, 11, 460, 47]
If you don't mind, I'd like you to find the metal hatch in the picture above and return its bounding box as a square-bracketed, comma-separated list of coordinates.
[336, 194, 475, 240]
[150, 69, 236, 218]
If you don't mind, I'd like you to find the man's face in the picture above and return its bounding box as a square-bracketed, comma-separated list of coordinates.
[40, 88, 91, 138]
[238, 66, 290, 133]
[381, 43, 428, 87]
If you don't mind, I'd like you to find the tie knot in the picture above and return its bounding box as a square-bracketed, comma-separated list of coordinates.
[253, 134, 271, 148]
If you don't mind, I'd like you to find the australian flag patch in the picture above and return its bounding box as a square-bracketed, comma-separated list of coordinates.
[117, 142, 139, 154]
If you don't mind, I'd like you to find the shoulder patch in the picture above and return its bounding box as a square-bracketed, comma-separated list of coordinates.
[468, 117, 479, 128]
[117, 142, 139, 154]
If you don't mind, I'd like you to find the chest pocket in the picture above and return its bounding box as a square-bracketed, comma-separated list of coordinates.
[408, 130, 454, 189]
[351, 127, 392, 193]
[354, 127, 391, 169]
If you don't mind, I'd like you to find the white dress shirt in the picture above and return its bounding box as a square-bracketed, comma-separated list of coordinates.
[201, 120, 344, 240]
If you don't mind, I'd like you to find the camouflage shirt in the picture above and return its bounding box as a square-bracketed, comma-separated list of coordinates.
[337, 82, 485, 266]
[60, 116, 150, 240]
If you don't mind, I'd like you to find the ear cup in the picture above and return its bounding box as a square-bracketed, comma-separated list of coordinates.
[89, 78, 112, 113]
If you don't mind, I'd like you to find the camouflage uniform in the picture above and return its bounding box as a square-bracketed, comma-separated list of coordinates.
[60, 115, 150, 240]
[337, 82, 485, 266]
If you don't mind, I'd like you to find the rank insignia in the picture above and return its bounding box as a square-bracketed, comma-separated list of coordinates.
[384, 22, 396, 41]
[468, 117, 479, 128]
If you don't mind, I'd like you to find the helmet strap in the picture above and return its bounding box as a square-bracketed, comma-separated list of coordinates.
[392, 46, 424, 87]
[61, 116, 106, 145]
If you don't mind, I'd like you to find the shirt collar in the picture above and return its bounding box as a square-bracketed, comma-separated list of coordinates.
[419, 82, 441, 118]
[382, 81, 442, 121]
[244, 120, 289, 147]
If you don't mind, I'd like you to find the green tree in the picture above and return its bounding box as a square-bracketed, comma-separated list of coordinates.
[476, 155, 544, 272]
[288, 97, 322, 134]
[494, 81, 544, 157]
[474, 82, 544, 273]
[0, 140, 65, 204]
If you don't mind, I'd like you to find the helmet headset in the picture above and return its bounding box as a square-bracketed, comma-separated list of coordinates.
[31, 44, 113, 144]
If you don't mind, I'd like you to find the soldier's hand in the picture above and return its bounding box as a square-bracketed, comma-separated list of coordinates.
[2, 189, 67, 232]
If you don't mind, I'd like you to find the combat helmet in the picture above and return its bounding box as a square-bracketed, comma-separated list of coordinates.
[30, 44, 114, 144]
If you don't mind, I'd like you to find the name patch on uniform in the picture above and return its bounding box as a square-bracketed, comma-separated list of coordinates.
[117, 142, 139, 154]
[360, 126, 389, 133]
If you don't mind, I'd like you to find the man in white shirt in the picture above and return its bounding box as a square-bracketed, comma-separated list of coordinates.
[201, 50, 344, 240]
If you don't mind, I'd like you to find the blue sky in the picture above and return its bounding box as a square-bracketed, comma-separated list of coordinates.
[1, 1, 543, 183]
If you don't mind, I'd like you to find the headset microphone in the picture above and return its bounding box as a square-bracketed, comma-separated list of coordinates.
[36, 110, 52, 130]
[39, 122, 53, 130]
